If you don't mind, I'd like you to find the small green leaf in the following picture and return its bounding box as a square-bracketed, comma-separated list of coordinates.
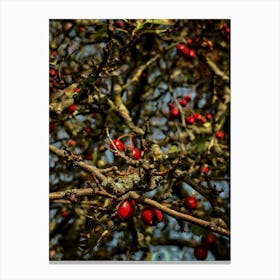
[167, 145, 181, 154]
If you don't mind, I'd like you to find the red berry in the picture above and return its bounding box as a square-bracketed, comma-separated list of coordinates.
[68, 139, 75, 147]
[206, 233, 216, 246]
[116, 20, 124, 28]
[206, 113, 213, 120]
[176, 43, 188, 56]
[194, 245, 208, 260]
[132, 147, 141, 160]
[186, 38, 193, 45]
[110, 139, 125, 152]
[117, 199, 136, 219]
[184, 196, 198, 210]
[201, 165, 209, 174]
[201, 233, 216, 250]
[194, 113, 206, 123]
[168, 102, 175, 109]
[169, 106, 180, 119]
[186, 115, 195, 125]
[179, 98, 187, 107]
[188, 49, 196, 58]
[68, 104, 77, 114]
[141, 207, 163, 226]
[184, 95, 191, 102]
[215, 131, 225, 139]
[49, 69, 56, 76]
[61, 210, 69, 218]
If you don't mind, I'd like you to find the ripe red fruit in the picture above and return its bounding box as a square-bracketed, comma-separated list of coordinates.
[206, 233, 216, 246]
[110, 139, 125, 152]
[215, 131, 225, 139]
[68, 139, 75, 147]
[194, 245, 208, 260]
[188, 49, 196, 58]
[176, 43, 188, 56]
[117, 199, 136, 219]
[206, 113, 213, 120]
[184, 95, 191, 102]
[132, 147, 141, 160]
[179, 98, 187, 107]
[116, 20, 124, 28]
[49, 69, 56, 76]
[184, 195, 198, 210]
[169, 106, 180, 119]
[186, 115, 195, 125]
[68, 104, 77, 114]
[201, 165, 209, 174]
[201, 233, 216, 250]
[61, 210, 69, 218]
[186, 38, 193, 45]
[141, 207, 163, 226]
[194, 113, 206, 123]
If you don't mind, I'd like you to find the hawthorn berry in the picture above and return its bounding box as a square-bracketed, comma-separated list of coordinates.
[194, 245, 208, 260]
[176, 43, 188, 56]
[132, 147, 141, 160]
[68, 104, 77, 114]
[141, 207, 163, 226]
[168, 102, 175, 109]
[116, 20, 124, 28]
[61, 210, 69, 218]
[49, 69, 56, 76]
[117, 199, 136, 219]
[184, 195, 198, 210]
[215, 131, 225, 139]
[168, 103, 180, 119]
[179, 98, 187, 107]
[184, 94, 191, 102]
[186, 38, 193, 45]
[110, 139, 125, 152]
[188, 49, 196, 58]
[201, 165, 209, 174]
[206, 113, 213, 120]
[194, 113, 206, 123]
[186, 115, 195, 125]
[203, 233, 216, 248]
[68, 139, 75, 147]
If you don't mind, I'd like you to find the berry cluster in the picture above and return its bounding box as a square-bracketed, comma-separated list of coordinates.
[168, 94, 191, 119]
[177, 43, 197, 59]
[194, 233, 216, 260]
[109, 138, 141, 160]
[117, 199, 163, 226]
[186, 112, 212, 125]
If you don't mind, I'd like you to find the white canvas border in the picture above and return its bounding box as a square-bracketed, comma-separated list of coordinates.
[0, 0, 279, 279]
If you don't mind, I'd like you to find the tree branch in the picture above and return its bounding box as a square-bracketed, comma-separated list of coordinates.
[49, 145, 107, 182]
[129, 192, 230, 237]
